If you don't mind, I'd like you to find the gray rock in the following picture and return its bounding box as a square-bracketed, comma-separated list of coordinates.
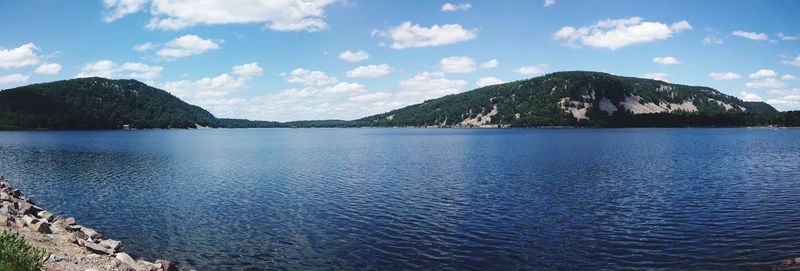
[156, 259, 179, 271]
[0, 215, 11, 226]
[31, 220, 52, 233]
[37, 210, 54, 222]
[115, 253, 138, 268]
[50, 219, 68, 234]
[99, 239, 122, 251]
[0, 192, 9, 201]
[65, 217, 76, 225]
[78, 239, 114, 255]
[80, 227, 102, 240]
[22, 214, 38, 226]
[15, 202, 42, 215]
[136, 260, 162, 271]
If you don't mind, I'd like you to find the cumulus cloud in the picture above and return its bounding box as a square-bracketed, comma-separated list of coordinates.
[156, 35, 220, 59]
[642, 72, 669, 81]
[732, 30, 768, 41]
[749, 69, 777, 79]
[0, 43, 40, 69]
[703, 35, 724, 45]
[439, 56, 476, 73]
[346, 64, 391, 78]
[552, 17, 692, 50]
[782, 74, 798, 81]
[652, 56, 679, 65]
[746, 78, 785, 88]
[766, 89, 800, 110]
[373, 22, 477, 49]
[133, 42, 155, 52]
[441, 3, 471, 11]
[740, 91, 763, 102]
[103, 0, 336, 32]
[783, 54, 800, 67]
[709, 72, 741, 80]
[101, 0, 149, 22]
[283, 68, 338, 86]
[0, 74, 29, 84]
[338, 50, 369, 62]
[514, 63, 548, 76]
[476, 76, 505, 87]
[232, 62, 263, 78]
[543, 0, 556, 7]
[480, 59, 499, 69]
[349, 92, 392, 102]
[777, 33, 799, 41]
[34, 63, 62, 74]
[76, 60, 163, 80]
[397, 71, 467, 102]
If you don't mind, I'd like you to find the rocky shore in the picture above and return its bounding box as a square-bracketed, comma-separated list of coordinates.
[0, 176, 186, 271]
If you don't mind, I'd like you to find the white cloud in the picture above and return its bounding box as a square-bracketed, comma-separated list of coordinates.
[76, 60, 163, 80]
[0, 74, 29, 84]
[652, 56, 680, 65]
[746, 78, 785, 88]
[476, 76, 505, 87]
[156, 35, 220, 59]
[119, 62, 164, 80]
[703, 35, 723, 45]
[781, 74, 797, 81]
[34, 63, 62, 75]
[0, 43, 40, 69]
[515, 63, 548, 76]
[439, 56, 476, 73]
[441, 3, 471, 11]
[373, 21, 477, 49]
[778, 33, 799, 41]
[642, 72, 669, 81]
[76, 60, 118, 78]
[232, 62, 263, 78]
[783, 54, 800, 67]
[104, 0, 336, 32]
[766, 89, 800, 110]
[162, 73, 247, 100]
[480, 59, 499, 68]
[749, 69, 777, 79]
[133, 42, 155, 52]
[346, 64, 391, 78]
[397, 71, 467, 102]
[709, 72, 741, 80]
[740, 91, 763, 102]
[553, 17, 692, 50]
[543, 0, 556, 7]
[101, 0, 149, 22]
[283, 68, 337, 86]
[349, 92, 392, 102]
[338, 50, 369, 62]
[732, 30, 768, 41]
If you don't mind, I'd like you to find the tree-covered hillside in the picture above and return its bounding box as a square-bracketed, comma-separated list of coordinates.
[0, 77, 217, 130]
[357, 71, 780, 127]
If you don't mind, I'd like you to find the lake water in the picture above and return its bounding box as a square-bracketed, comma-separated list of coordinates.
[1, 128, 799, 270]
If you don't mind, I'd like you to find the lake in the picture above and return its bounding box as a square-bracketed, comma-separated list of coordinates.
[1, 128, 799, 270]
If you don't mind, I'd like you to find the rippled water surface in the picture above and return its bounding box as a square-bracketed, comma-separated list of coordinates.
[1, 128, 800, 270]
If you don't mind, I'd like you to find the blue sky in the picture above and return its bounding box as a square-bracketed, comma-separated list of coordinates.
[1, 0, 799, 121]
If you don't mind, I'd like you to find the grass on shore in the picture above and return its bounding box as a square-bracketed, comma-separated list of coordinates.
[0, 229, 46, 271]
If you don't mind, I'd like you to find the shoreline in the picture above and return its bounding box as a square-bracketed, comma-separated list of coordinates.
[0, 176, 187, 271]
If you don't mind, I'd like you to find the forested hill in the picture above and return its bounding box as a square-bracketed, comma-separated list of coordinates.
[357, 71, 786, 127]
[1, 73, 795, 130]
[0, 77, 217, 130]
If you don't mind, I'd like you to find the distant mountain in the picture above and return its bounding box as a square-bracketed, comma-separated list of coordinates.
[357, 71, 780, 127]
[0, 77, 217, 130]
[1, 73, 794, 130]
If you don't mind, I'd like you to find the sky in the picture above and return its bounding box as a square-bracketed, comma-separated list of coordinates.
[1, 0, 799, 121]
